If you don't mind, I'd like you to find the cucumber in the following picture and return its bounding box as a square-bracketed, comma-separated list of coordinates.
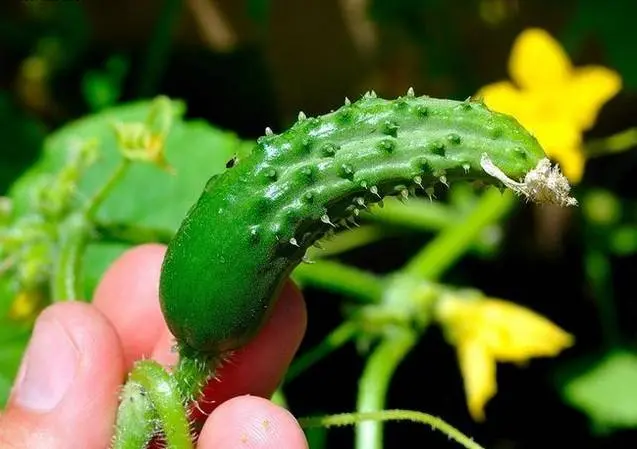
[159, 92, 574, 355]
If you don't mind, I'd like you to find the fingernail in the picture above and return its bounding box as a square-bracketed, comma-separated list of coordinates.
[12, 316, 79, 412]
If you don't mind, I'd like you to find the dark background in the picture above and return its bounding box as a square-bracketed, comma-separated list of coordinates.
[2, 1, 637, 448]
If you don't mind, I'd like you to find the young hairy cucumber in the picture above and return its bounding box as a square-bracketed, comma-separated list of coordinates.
[159, 91, 572, 355]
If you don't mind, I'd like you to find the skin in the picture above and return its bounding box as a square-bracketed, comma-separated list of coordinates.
[0, 244, 309, 449]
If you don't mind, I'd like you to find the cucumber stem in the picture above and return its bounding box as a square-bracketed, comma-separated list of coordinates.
[112, 381, 156, 449]
[112, 360, 194, 449]
[111, 349, 217, 448]
[173, 347, 218, 402]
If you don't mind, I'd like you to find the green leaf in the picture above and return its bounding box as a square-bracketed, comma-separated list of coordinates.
[9, 99, 249, 229]
[0, 99, 254, 401]
[4, 98, 254, 302]
[82, 242, 133, 300]
[557, 348, 637, 434]
[0, 322, 31, 408]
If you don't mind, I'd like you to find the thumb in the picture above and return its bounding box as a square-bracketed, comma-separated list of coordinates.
[0, 302, 125, 449]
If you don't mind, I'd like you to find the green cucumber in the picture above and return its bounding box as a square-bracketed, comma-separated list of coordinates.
[158, 91, 575, 355]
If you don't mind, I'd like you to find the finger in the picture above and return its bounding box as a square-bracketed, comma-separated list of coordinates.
[93, 243, 168, 368]
[0, 302, 125, 449]
[152, 281, 307, 414]
[198, 395, 308, 449]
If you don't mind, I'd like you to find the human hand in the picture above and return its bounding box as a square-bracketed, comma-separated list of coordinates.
[0, 244, 309, 449]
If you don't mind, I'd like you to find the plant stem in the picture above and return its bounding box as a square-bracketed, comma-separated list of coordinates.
[94, 221, 174, 245]
[585, 127, 637, 158]
[292, 260, 384, 304]
[52, 159, 133, 301]
[362, 197, 459, 231]
[51, 213, 90, 301]
[113, 360, 194, 449]
[301, 410, 485, 449]
[355, 329, 418, 449]
[306, 225, 402, 259]
[173, 348, 217, 401]
[111, 347, 215, 448]
[404, 188, 515, 280]
[84, 159, 131, 220]
[286, 321, 358, 383]
[112, 381, 156, 449]
[135, 0, 183, 98]
[271, 388, 289, 409]
[584, 249, 620, 346]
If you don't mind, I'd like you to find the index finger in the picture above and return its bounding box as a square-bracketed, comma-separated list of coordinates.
[92, 244, 169, 369]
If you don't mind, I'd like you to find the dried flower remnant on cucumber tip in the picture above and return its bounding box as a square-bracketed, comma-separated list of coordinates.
[480, 153, 577, 207]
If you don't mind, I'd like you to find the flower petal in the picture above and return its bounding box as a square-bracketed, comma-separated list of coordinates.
[567, 66, 622, 129]
[8, 289, 43, 321]
[552, 145, 585, 184]
[437, 295, 574, 421]
[477, 81, 527, 118]
[476, 299, 575, 362]
[527, 121, 584, 183]
[458, 341, 497, 421]
[509, 28, 572, 90]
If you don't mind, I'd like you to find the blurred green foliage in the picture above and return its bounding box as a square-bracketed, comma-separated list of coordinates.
[558, 348, 637, 434]
[1, 0, 637, 447]
[0, 94, 45, 193]
[0, 99, 249, 404]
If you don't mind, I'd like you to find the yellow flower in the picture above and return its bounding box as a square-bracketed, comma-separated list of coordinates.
[436, 295, 574, 421]
[477, 28, 622, 183]
[8, 289, 44, 322]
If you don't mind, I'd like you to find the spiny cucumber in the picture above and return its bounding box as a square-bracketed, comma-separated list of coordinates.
[159, 91, 575, 355]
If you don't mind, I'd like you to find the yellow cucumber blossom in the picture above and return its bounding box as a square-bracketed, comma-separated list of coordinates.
[477, 27, 622, 183]
[435, 295, 574, 421]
